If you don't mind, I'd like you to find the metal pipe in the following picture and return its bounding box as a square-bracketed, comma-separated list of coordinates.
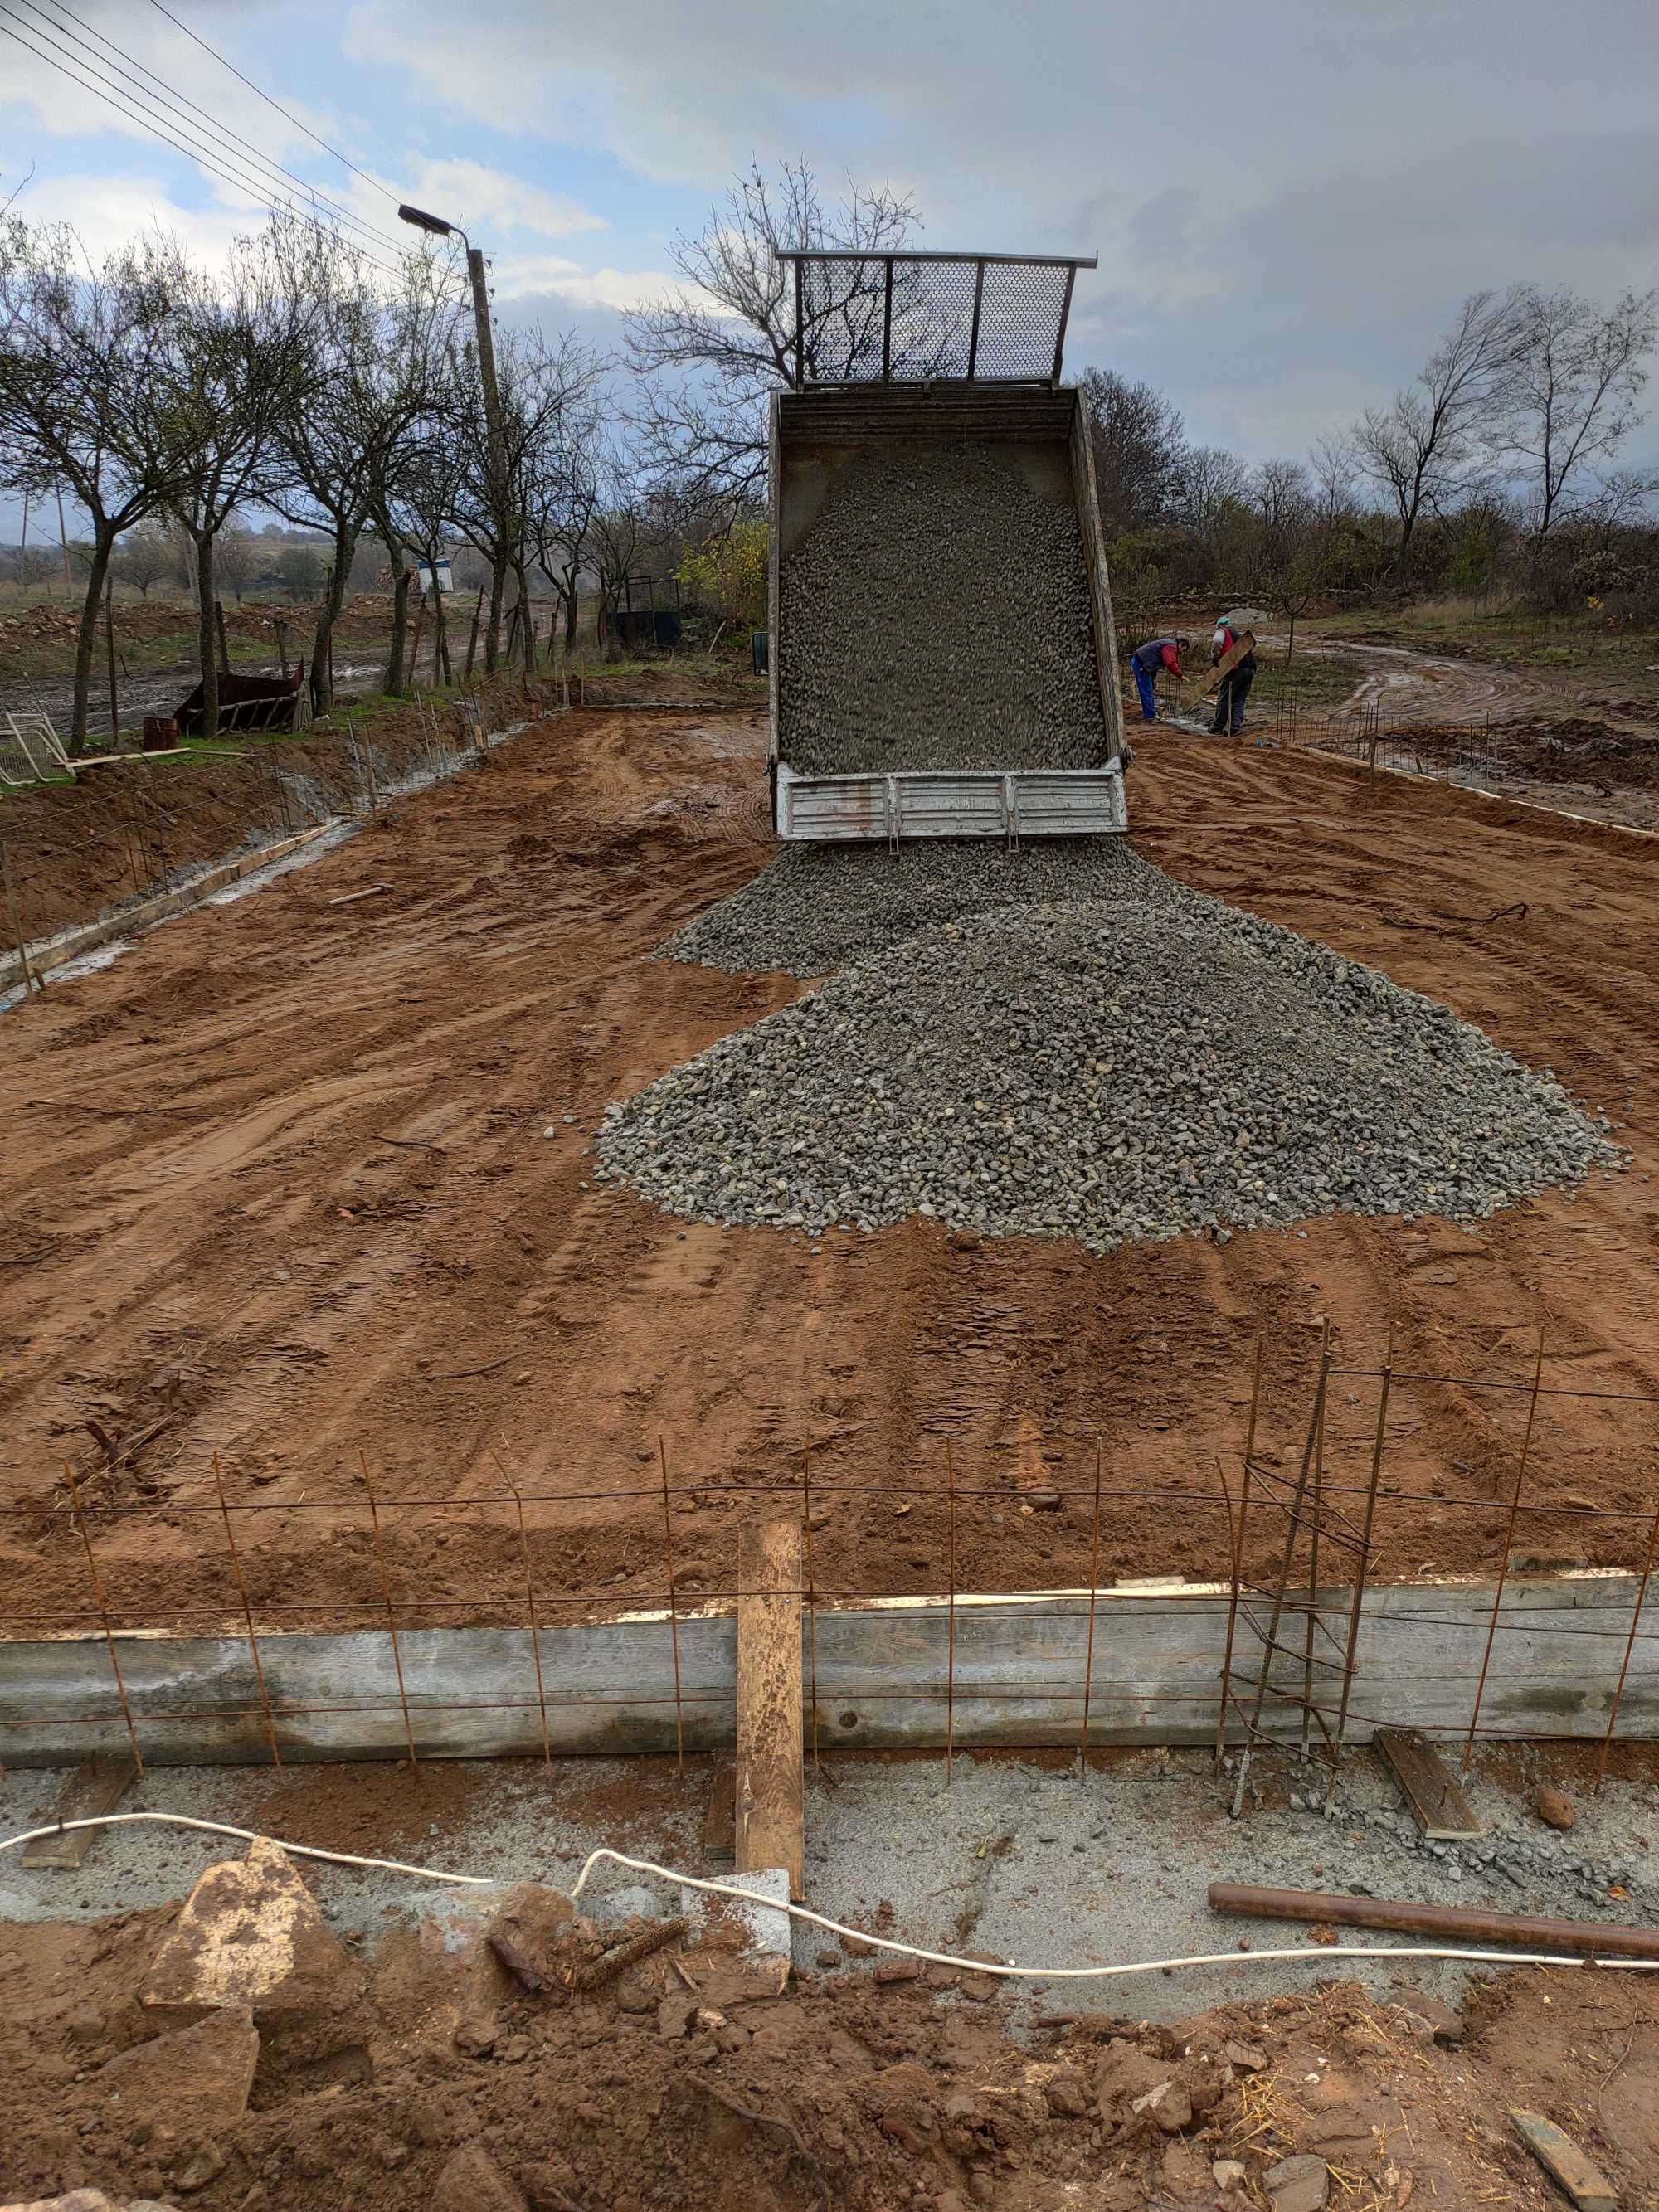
[1208, 1881, 1659, 1962]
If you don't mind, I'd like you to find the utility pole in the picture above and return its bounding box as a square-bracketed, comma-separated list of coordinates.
[399, 204, 510, 669]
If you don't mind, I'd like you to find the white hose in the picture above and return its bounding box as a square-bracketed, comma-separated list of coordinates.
[0, 1810, 493, 1885]
[568, 1845, 1659, 1983]
[5, 1816, 1657, 1985]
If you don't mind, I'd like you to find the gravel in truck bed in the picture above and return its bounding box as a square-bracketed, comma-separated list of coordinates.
[778, 444, 1107, 775]
[602, 883, 1620, 1251]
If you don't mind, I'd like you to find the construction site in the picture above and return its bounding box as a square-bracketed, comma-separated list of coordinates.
[6, 248, 1659, 2212]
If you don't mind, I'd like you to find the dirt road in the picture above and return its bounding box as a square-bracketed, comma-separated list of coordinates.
[3, 711, 1659, 1633]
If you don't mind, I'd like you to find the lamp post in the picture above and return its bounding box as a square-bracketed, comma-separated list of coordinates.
[398, 202, 510, 663]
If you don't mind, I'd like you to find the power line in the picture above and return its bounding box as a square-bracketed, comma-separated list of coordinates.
[0, 12, 410, 284]
[142, 0, 402, 210]
[21, 0, 410, 258]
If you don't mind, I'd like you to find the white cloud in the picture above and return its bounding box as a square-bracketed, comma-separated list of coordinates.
[488, 251, 687, 310]
[401, 156, 606, 240]
[0, 168, 261, 266]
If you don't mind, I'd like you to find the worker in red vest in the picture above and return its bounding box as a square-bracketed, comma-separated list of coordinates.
[1129, 634, 1189, 722]
[1209, 617, 1257, 735]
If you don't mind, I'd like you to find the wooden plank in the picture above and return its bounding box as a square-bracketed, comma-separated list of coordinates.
[703, 1756, 737, 1865]
[735, 1519, 804, 1899]
[19, 1754, 138, 1868]
[1190, 628, 1255, 703]
[327, 884, 392, 908]
[1374, 1726, 1484, 1839]
[1509, 2112, 1618, 2210]
[2, 1574, 1657, 1765]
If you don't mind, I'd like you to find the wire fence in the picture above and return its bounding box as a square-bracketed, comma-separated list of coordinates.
[5, 1332, 1659, 1791]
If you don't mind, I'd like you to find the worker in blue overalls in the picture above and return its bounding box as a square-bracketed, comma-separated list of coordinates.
[1129, 634, 1189, 722]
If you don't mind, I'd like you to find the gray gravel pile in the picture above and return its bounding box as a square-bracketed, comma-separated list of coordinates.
[602, 889, 1618, 1249]
[661, 837, 1170, 976]
[779, 444, 1107, 775]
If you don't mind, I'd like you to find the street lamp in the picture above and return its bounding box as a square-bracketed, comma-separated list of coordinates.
[398, 202, 508, 568]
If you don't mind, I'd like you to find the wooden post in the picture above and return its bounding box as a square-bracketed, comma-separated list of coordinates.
[105, 576, 119, 747]
[274, 620, 289, 679]
[736, 1518, 805, 1899]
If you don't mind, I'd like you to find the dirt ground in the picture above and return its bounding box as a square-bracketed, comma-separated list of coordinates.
[2, 1811, 1657, 2210]
[5, 712, 1659, 1634]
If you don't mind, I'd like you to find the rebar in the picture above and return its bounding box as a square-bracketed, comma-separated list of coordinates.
[212, 1454, 283, 1768]
[1462, 1330, 1547, 1772]
[659, 1436, 685, 1770]
[361, 1458, 418, 1764]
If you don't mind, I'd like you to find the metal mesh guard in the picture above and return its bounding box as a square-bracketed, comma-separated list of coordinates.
[792, 253, 1081, 385]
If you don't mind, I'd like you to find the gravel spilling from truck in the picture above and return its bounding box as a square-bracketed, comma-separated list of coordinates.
[601, 889, 1619, 1250]
[661, 837, 1172, 975]
[778, 445, 1107, 775]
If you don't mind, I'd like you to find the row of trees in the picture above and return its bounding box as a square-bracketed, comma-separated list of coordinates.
[0, 211, 637, 750]
[4, 157, 1657, 751]
[1082, 283, 1659, 618]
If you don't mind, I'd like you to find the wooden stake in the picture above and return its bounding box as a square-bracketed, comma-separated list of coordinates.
[736, 1517, 805, 1899]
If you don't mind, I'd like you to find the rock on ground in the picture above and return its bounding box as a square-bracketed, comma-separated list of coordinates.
[93, 2008, 258, 2138]
[778, 444, 1107, 776]
[604, 889, 1619, 1253]
[139, 1838, 361, 2039]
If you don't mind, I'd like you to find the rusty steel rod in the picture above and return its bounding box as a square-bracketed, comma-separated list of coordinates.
[802, 1446, 820, 1772]
[509, 1481, 553, 1768]
[1216, 1333, 1265, 1768]
[361, 1458, 419, 1765]
[659, 1436, 684, 1771]
[1328, 1343, 1393, 1787]
[945, 1437, 958, 1782]
[1463, 1330, 1546, 1772]
[1595, 1501, 1659, 1793]
[212, 1453, 283, 1768]
[1208, 1880, 1659, 1962]
[61, 1458, 144, 1775]
[1079, 1440, 1103, 1773]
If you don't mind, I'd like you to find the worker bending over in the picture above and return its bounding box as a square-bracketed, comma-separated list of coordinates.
[1130, 634, 1189, 722]
[1210, 615, 1256, 736]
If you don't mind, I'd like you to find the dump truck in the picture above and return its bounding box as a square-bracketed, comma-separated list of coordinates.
[768, 248, 1124, 843]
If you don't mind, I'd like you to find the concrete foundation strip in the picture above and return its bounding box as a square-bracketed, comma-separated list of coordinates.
[2, 1572, 1654, 1767]
[0, 819, 343, 993]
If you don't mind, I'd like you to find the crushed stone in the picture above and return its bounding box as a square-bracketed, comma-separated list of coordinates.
[778, 443, 1107, 775]
[606, 877, 1620, 1251]
[659, 835, 1169, 977]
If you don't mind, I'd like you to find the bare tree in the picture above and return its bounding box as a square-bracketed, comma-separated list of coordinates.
[626, 159, 919, 519]
[1078, 369, 1190, 534]
[0, 222, 196, 751]
[586, 450, 654, 658]
[216, 524, 258, 604]
[160, 226, 327, 737]
[525, 387, 603, 659]
[1499, 284, 1658, 542]
[452, 327, 604, 673]
[272, 220, 460, 711]
[1350, 289, 1523, 565]
[110, 518, 171, 598]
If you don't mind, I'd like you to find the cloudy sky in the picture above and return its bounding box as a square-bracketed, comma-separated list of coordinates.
[4, 0, 1658, 533]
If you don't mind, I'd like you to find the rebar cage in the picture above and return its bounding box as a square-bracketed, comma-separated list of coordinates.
[780, 250, 1096, 389]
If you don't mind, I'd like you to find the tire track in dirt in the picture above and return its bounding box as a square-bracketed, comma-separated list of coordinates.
[7, 712, 1659, 1631]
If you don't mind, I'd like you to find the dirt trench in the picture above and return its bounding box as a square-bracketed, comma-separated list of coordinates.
[3, 714, 1659, 1636]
